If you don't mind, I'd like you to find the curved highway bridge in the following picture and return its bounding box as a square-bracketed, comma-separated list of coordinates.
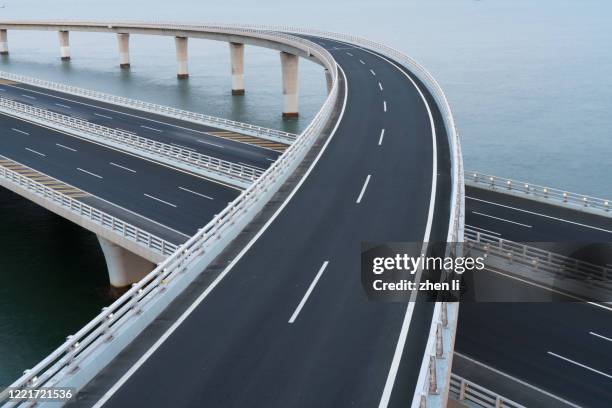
[0, 21, 464, 408]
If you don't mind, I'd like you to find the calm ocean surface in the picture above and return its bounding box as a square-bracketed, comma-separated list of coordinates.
[1, 0, 611, 386]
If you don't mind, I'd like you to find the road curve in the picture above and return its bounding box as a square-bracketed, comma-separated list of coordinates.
[67, 36, 453, 408]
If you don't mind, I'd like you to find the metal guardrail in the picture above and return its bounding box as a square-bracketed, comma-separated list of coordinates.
[0, 160, 177, 257]
[0, 70, 297, 145]
[467, 171, 611, 214]
[0, 96, 263, 185]
[465, 228, 612, 289]
[449, 374, 526, 408]
[0, 23, 339, 407]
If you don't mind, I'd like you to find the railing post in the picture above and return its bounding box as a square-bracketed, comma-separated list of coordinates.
[428, 355, 438, 394]
[459, 379, 467, 400]
[435, 323, 443, 358]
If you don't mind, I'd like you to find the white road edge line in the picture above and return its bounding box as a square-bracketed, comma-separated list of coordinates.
[378, 129, 385, 146]
[140, 125, 163, 132]
[547, 351, 612, 379]
[465, 224, 501, 236]
[94, 113, 113, 120]
[454, 352, 582, 408]
[590, 331, 612, 343]
[56, 143, 77, 152]
[179, 186, 213, 200]
[91, 63, 350, 408]
[25, 147, 45, 157]
[77, 167, 103, 179]
[378, 82, 383, 91]
[383, 100, 387, 112]
[198, 140, 225, 148]
[467, 196, 612, 234]
[11, 128, 29, 135]
[288, 261, 329, 324]
[472, 210, 532, 228]
[110, 162, 136, 173]
[143, 193, 177, 208]
[356, 175, 371, 204]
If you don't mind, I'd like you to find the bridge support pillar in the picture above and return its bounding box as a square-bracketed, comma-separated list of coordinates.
[229, 42, 245, 95]
[117, 33, 130, 69]
[58, 30, 70, 61]
[0, 29, 8, 55]
[324, 68, 333, 94]
[175, 36, 189, 79]
[280, 51, 299, 118]
[98, 236, 155, 288]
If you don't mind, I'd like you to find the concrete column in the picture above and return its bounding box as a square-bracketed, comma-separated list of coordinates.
[229, 42, 245, 95]
[98, 236, 155, 288]
[324, 68, 333, 94]
[117, 33, 130, 69]
[0, 29, 8, 55]
[280, 51, 299, 118]
[175, 36, 188, 79]
[58, 30, 70, 60]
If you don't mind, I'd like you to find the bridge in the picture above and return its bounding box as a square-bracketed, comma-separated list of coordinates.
[0, 20, 608, 408]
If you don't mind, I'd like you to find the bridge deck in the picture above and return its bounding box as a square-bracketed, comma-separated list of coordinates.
[67, 36, 452, 407]
[0, 112, 241, 238]
[0, 80, 284, 170]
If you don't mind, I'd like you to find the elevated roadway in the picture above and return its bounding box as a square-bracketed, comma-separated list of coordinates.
[66, 36, 453, 408]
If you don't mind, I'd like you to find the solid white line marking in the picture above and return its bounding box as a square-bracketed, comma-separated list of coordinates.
[472, 211, 532, 228]
[383, 101, 387, 112]
[0, 88, 5, 91]
[140, 125, 163, 132]
[378, 82, 383, 91]
[110, 162, 136, 173]
[178, 186, 213, 200]
[198, 139, 225, 148]
[454, 353, 582, 408]
[170, 143, 195, 151]
[12, 128, 29, 135]
[548, 351, 612, 379]
[467, 196, 612, 234]
[25, 147, 45, 157]
[91, 64, 350, 408]
[346, 52, 353, 57]
[359, 59, 365, 64]
[55, 103, 71, 109]
[21, 94, 36, 99]
[94, 113, 113, 120]
[356, 175, 371, 204]
[56, 143, 76, 152]
[77, 168, 103, 179]
[288, 261, 329, 324]
[370, 69, 376, 76]
[144, 193, 177, 208]
[590, 331, 612, 343]
[378, 129, 385, 146]
[465, 224, 501, 236]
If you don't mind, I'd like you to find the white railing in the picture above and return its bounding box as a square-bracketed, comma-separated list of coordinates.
[0, 23, 340, 407]
[467, 171, 611, 214]
[0, 96, 263, 185]
[449, 374, 526, 408]
[0, 70, 297, 145]
[465, 228, 612, 290]
[0, 160, 177, 257]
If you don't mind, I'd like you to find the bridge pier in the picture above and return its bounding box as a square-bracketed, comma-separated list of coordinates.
[280, 51, 299, 118]
[175, 36, 189, 79]
[229, 42, 245, 95]
[98, 236, 155, 289]
[117, 33, 130, 69]
[58, 30, 70, 60]
[0, 29, 8, 55]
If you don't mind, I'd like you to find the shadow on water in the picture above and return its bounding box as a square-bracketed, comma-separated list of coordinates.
[0, 188, 110, 387]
